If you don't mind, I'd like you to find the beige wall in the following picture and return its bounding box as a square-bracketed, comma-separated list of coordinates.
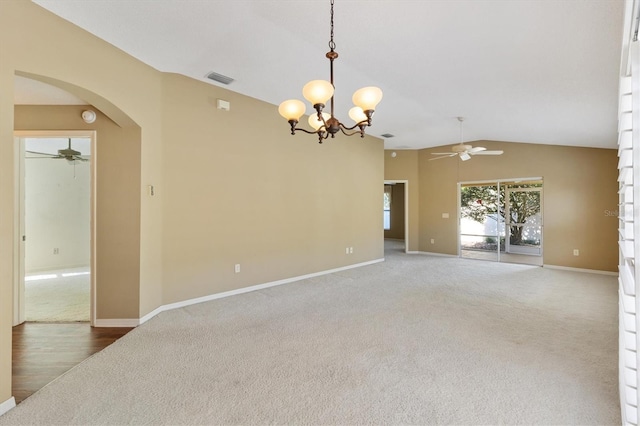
[416, 141, 618, 271]
[0, 64, 12, 406]
[383, 150, 419, 251]
[15, 106, 141, 319]
[160, 73, 383, 303]
[0, 0, 384, 404]
[384, 183, 405, 240]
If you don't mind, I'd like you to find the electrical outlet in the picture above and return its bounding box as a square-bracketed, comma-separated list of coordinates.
[573, 249, 579, 256]
[349, 247, 353, 254]
[53, 248, 59, 255]
[234, 264, 240, 273]
[430, 239, 435, 244]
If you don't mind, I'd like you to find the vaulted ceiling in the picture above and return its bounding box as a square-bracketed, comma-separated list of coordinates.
[27, 0, 625, 150]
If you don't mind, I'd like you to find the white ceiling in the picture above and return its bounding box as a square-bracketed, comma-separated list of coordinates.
[28, 0, 624, 150]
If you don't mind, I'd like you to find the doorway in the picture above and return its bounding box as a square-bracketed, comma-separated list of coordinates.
[14, 131, 96, 325]
[459, 178, 543, 266]
[384, 180, 409, 253]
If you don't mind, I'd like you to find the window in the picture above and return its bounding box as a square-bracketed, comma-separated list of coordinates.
[384, 184, 392, 230]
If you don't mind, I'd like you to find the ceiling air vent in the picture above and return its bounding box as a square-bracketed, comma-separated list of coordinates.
[381, 133, 395, 138]
[206, 71, 234, 85]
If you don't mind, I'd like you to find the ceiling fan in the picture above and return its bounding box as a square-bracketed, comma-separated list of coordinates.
[430, 117, 503, 161]
[26, 138, 89, 163]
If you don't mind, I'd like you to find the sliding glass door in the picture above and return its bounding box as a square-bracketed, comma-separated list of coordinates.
[460, 179, 543, 265]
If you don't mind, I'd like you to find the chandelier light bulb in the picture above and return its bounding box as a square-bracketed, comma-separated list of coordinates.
[348, 106, 367, 124]
[278, 99, 306, 121]
[308, 112, 331, 131]
[352, 86, 383, 111]
[302, 80, 334, 106]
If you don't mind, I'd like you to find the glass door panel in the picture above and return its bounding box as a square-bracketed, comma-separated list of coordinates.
[505, 187, 542, 256]
[460, 184, 501, 261]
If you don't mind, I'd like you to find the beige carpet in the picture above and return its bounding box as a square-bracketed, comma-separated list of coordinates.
[1, 243, 619, 424]
[25, 268, 90, 322]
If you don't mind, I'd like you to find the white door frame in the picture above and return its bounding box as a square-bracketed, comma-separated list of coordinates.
[13, 130, 97, 326]
[384, 180, 409, 253]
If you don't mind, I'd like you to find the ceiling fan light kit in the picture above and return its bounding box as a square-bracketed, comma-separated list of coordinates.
[430, 117, 504, 161]
[278, 0, 382, 144]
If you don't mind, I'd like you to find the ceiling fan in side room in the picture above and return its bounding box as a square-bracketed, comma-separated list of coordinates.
[430, 117, 504, 161]
[26, 138, 89, 163]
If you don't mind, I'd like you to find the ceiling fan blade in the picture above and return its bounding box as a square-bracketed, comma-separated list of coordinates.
[431, 152, 457, 156]
[429, 155, 456, 161]
[467, 146, 486, 153]
[25, 150, 56, 157]
[472, 150, 504, 156]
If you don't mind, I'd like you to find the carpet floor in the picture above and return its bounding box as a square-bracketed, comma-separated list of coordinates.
[1, 243, 619, 424]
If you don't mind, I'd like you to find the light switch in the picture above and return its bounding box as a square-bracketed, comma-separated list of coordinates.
[442, 213, 449, 219]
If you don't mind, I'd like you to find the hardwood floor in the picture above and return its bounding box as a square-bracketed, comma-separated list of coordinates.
[12, 322, 133, 404]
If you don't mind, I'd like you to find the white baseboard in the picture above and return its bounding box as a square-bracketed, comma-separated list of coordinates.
[138, 306, 164, 325]
[543, 264, 618, 276]
[93, 319, 140, 328]
[406, 251, 457, 257]
[405, 253, 616, 276]
[0, 397, 16, 417]
[96, 258, 385, 328]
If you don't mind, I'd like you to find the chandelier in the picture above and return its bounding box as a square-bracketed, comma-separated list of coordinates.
[278, 0, 383, 144]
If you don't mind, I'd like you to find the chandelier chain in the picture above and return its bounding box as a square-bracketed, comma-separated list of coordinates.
[329, 0, 335, 51]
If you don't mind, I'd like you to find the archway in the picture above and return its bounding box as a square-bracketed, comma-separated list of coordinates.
[13, 72, 143, 325]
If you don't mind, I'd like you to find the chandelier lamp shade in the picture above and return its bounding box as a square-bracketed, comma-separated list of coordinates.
[278, 0, 383, 143]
